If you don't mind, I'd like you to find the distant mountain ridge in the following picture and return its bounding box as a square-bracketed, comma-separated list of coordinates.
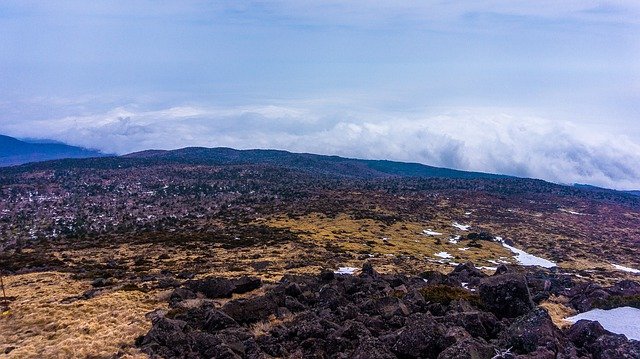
[123, 146, 509, 180]
[0, 134, 109, 166]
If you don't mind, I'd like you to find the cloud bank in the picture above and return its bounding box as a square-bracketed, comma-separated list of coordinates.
[2, 103, 639, 190]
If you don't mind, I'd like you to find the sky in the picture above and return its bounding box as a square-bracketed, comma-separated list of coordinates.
[0, 1, 639, 189]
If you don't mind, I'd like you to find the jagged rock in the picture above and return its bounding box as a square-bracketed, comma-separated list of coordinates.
[186, 276, 261, 299]
[361, 262, 380, 278]
[91, 277, 115, 288]
[169, 287, 197, 307]
[284, 295, 306, 312]
[450, 262, 487, 283]
[589, 333, 640, 359]
[187, 277, 236, 298]
[203, 309, 239, 331]
[319, 270, 335, 281]
[138, 317, 191, 358]
[231, 277, 262, 294]
[352, 337, 396, 359]
[138, 264, 640, 359]
[566, 319, 608, 349]
[479, 273, 534, 318]
[222, 294, 280, 324]
[390, 312, 449, 358]
[437, 337, 495, 359]
[494, 264, 510, 275]
[441, 310, 501, 340]
[497, 308, 572, 356]
[566, 319, 640, 359]
[607, 280, 640, 296]
[567, 282, 611, 312]
[420, 270, 461, 287]
[284, 282, 302, 297]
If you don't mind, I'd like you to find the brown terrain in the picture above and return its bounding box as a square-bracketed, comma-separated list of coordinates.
[0, 148, 639, 358]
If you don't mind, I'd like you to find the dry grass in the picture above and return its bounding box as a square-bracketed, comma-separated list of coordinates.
[267, 213, 514, 268]
[540, 295, 576, 329]
[0, 272, 164, 359]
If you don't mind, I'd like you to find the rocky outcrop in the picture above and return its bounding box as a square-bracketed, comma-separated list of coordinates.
[479, 273, 534, 318]
[185, 276, 262, 299]
[138, 263, 639, 359]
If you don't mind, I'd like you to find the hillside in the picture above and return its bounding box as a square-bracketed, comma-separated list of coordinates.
[0, 134, 108, 167]
[0, 146, 639, 358]
[122, 147, 508, 180]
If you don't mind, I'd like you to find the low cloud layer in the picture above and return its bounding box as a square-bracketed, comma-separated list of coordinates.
[2, 103, 639, 190]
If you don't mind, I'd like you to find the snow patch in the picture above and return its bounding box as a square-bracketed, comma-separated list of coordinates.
[423, 229, 443, 236]
[458, 247, 470, 251]
[565, 307, 640, 341]
[334, 267, 359, 275]
[612, 263, 640, 274]
[434, 251, 453, 259]
[452, 222, 471, 231]
[478, 266, 498, 271]
[448, 235, 461, 244]
[559, 208, 585, 216]
[495, 237, 556, 268]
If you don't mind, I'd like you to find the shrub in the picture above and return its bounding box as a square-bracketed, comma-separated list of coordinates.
[419, 284, 483, 307]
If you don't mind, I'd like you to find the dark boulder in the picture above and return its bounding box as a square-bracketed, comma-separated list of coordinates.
[437, 337, 495, 359]
[186, 276, 262, 299]
[352, 337, 396, 359]
[441, 310, 501, 340]
[494, 264, 510, 275]
[566, 319, 608, 349]
[607, 279, 640, 296]
[390, 312, 449, 358]
[361, 262, 380, 278]
[222, 294, 280, 324]
[420, 270, 461, 287]
[138, 317, 192, 358]
[497, 308, 572, 356]
[169, 287, 197, 307]
[479, 273, 534, 318]
[589, 333, 640, 359]
[231, 276, 262, 294]
[567, 282, 611, 312]
[91, 277, 115, 288]
[450, 262, 487, 282]
[187, 277, 236, 299]
[566, 319, 640, 359]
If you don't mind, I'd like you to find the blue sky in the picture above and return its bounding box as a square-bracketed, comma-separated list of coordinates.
[1, 1, 639, 189]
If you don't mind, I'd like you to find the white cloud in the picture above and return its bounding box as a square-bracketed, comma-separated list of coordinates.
[2, 102, 640, 190]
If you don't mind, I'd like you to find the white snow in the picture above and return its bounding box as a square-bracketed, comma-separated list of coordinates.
[452, 222, 471, 231]
[448, 235, 461, 244]
[423, 229, 443, 236]
[478, 266, 498, 271]
[559, 208, 585, 216]
[334, 267, 359, 275]
[434, 251, 453, 259]
[461, 282, 476, 292]
[495, 237, 556, 268]
[612, 264, 640, 274]
[464, 211, 472, 215]
[458, 247, 470, 251]
[565, 307, 640, 341]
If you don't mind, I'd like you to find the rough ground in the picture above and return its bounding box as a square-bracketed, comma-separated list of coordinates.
[1, 155, 639, 357]
[138, 263, 640, 359]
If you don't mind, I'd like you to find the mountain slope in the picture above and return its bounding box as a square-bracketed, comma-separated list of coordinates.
[0, 134, 108, 166]
[123, 146, 508, 180]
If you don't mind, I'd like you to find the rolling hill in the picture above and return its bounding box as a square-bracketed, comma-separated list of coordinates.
[0, 134, 109, 166]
